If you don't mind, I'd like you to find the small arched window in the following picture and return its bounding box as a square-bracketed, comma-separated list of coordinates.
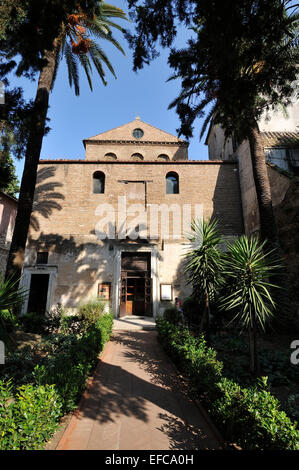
[93, 171, 105, 193]
[166, 172, 179, 194]
[104, 152, 117, 161]
[157, 154, 170, 161]
[131, 153, 144, 161]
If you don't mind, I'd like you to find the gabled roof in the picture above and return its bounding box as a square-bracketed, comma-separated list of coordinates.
[83, 117, 187, 147]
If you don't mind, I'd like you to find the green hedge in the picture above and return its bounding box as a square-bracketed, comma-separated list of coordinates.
[0, 312, 113, 449]
[33, 314, 114, 414]
[156, 318, 299, 450]
[0, 380, 62, 450]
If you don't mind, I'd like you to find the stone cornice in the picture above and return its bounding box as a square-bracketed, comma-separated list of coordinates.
[83, 139, 189, 147]
[39, 159, 238, 164]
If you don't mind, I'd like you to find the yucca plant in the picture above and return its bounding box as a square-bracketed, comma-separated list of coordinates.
[0, 275, 28, 348]
[184, 218, 224, 341]
[221, 235, 281, 375]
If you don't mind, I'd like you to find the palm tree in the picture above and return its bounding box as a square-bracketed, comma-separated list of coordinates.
[167, 1, 299, 256]
[5, 2, 127, 280]
[221, 235, 280, 375]
[184, 218, 224, 342]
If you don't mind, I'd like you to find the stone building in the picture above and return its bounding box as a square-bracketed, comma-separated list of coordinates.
[205, 102, 299, 304]
[21, 117, 243, 317]
[205, 100, 299, 235]
[0, 191, 18, 277]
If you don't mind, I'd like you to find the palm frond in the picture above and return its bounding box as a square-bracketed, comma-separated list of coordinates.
[77, 52, 93, 91]
[64, 40, 80, 95]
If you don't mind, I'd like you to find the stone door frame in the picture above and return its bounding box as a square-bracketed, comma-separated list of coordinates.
[112, 245, 159, 318]
[20, 265, 58, 315]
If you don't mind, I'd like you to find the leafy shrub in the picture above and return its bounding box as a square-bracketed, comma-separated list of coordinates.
[0, 309, 18, 333]
[212, 377, 299, 450]
[0, 347, 40, 388]
[0, 379, 62, 450]
[182, 297, 201, 327]
[18, 312, 46, 335]
[286, 395, 299, 423]
[156, 318, 299, 450]
[77, 298, 106, 331]
[0, 309, 18, 350]
[32, 313, 114, 414]
[163, 306, 181, 325]
[259, 350, 299, 386]
[0, 310, 114, 448]
[43, 303, 66, 335]
[60, 314, 82, 335]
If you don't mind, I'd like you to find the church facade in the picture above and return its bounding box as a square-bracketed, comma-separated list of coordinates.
[21, 117, 243, 317]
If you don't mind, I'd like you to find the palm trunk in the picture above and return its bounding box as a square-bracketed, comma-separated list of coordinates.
[248, 124, 291, 326]
[248, 124, 280, 254]
[5, 41, 60, 281]
[200, 289, 210, 343]
[249, 314, 259, 376]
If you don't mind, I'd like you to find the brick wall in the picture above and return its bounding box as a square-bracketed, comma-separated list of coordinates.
[24, 160, 243, 311]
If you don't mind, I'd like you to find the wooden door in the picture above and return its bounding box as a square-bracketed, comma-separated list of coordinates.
[144, 277, 152, 316]
[120, 274, 127, 317]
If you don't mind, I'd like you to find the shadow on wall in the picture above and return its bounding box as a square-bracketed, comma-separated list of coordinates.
[211, 164, 244, 238]
[30, 166, 65, 231]
[168, 164, 244, 311]
[27, 232, 112, 309]
[27, 224, 164, 312]
[274, 178, 299, 303]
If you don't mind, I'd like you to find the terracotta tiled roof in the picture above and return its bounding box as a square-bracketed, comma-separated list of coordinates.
[261, 132, 299, 148]
[38, 159, 237, 164]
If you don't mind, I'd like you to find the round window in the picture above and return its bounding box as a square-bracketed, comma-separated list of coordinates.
[132, 128, 144, 139]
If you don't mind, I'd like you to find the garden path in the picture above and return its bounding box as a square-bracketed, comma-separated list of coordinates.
[56, 326, 221, 450]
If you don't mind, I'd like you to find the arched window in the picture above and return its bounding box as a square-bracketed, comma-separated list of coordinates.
[104, 152, 117, 161]
[157, 154, 170, 161]
[131, 153, 144, 161]
[93, 171, 105, 193]
[166, 172, 179, 194]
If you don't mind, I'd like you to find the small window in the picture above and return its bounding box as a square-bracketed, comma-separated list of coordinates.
[93, 171, 105, 193]
[132, 128, 144, 139]
[131, 153, 144, 161]
[166, 172, 179, 194]
[104, 152, 117, 161]
[157, 154, 170, 161]
[36, 252, 48, 264]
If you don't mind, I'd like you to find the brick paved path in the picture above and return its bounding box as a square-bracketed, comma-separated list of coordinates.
[56, 330, 221, 450]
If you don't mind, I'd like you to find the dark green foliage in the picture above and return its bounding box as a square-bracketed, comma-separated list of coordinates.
[0, 379, 62, 450]
[77, 298, 107, 331]
[32, 313, 113, 413]
[182, 296, 202, 327]
[0, 275, 28, 312]
[127, 0, 299, 142]
[0, 1, 100, 77]
[0, 309, 18, 334]
[156, 318, 299, 450]
[0, 308, 113, 448]
[163, 306, 181, 325]
[211, 377, 299, 450]
[18, 312, 46, 335]
[0, 85, 35, 158]
[43, 303, 65, 335]
[0, 347, 40, 388]
[60, 314, 82, 335]
[0, 154, 19, 198]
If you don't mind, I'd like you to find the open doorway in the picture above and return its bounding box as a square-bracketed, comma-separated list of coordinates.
[120, 252, 152, 317]
[27, 274, 49, 314]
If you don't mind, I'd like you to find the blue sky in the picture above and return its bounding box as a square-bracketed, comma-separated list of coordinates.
[10, 0, 209, 182]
